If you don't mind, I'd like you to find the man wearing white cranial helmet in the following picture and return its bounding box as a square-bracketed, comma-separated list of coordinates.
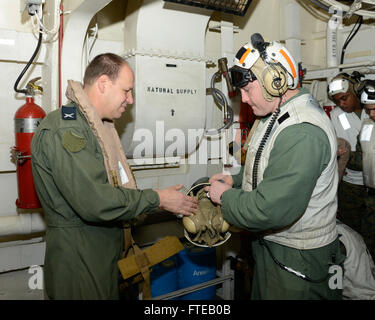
[328, 72, 368, 238]
[342, 80, 375, 262]
[206, 33, 344, 300]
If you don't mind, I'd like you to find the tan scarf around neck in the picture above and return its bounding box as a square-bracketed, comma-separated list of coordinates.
[65, 80, 137, 190]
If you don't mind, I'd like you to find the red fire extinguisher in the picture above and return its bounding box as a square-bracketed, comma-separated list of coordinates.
[14, 77, 46, 209]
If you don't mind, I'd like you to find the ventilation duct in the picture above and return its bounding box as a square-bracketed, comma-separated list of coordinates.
[118, 0, 212, 162]
[163, 0, 253, 16]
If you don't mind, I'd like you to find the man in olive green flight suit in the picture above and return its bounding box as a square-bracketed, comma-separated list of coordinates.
[31, 53, 197, 300]
[206, 34, 344, 300]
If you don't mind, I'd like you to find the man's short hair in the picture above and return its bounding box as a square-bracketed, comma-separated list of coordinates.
[83, 53, 126, 86]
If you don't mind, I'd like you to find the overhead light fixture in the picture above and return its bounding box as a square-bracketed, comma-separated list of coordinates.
[163, 0, 253, 16]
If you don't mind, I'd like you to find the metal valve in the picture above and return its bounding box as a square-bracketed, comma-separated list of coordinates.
[26, 77, 43, 96]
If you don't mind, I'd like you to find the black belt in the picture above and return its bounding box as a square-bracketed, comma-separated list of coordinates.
[367, 188, 375, 196]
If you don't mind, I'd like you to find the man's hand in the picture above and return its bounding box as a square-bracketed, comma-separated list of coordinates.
[337, 147, 347, 157]
[155, 184, 198, 216]
[337, 137, 351, 181]
[337, 138, 350, 157]
[209, 172, 234, 187]
[204, 180, 232, 205]
[10, 147, 18, 165]
[337, 146, 348, 157]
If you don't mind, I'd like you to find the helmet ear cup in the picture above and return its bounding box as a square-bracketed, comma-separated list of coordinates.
[353, 82, 362, 97]
[353, 80, 370, 98]
[262, 64, 288, 96]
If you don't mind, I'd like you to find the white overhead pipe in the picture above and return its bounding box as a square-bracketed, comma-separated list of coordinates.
[61, 0, 114, 103]
[326, 12, 342, 68]
[284, 0, 302, 63]
[321, 0, 375, 19]
[305, 60, 375, 80]
[0, 212, 45, 237]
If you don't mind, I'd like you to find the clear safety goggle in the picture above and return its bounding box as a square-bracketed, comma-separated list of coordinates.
[229, 65, 257, 88]
[328, 78, 349, 97]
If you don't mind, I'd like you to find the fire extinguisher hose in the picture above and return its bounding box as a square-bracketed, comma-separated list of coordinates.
[14, 28, 43, 95]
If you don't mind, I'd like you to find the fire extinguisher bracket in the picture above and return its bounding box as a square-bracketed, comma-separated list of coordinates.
[15, 151, 31, 165]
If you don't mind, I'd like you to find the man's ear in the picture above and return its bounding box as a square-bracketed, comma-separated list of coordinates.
[96, 74, 110, 94]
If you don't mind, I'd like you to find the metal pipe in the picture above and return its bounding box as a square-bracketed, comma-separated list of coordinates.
[0, 213, 45, 237]
[151, 274, 233, 300]
[327, 14, 340, 68]
[61, 0, 114, 101]
[305, 60, 375, 80]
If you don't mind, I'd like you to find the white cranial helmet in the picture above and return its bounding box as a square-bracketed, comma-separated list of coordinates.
[230, 33, 298, 101]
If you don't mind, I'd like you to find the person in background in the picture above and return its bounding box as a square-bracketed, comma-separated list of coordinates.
[342, 80, 375, 261]
[31, 53, 197, 299]
[206, 33, 344, 300]
[328, 72, 368, 234]
[336, 220, 375, 300]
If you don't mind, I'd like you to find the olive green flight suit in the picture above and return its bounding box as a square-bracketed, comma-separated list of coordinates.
[31, 104, 160, 299]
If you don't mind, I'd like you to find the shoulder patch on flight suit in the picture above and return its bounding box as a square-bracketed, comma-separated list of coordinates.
[62, 130, 86, 153]
[278, 112, 290, 125]
[62, 105, 77, 120]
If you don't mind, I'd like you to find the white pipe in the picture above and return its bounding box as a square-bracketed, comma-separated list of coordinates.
[0, 213, 46, 237]
[284, 0, 302, 63]
[61, 0, 114, 104]
[357, 68, 375, 74]
[305, 60, 375, 80]
[326, 13, 341, 68]
[323, 0, 375, 19]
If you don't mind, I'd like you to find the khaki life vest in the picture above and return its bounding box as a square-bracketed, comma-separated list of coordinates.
[66, 80, 137, 190]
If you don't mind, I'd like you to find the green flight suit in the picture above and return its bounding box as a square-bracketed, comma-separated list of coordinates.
[31, 104, 160, 299]
[222, 122, 344, 300]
